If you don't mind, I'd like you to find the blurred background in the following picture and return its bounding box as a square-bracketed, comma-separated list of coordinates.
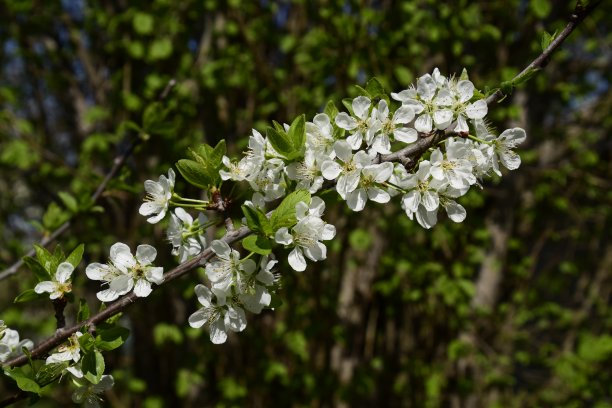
[0, 0, 610, 406]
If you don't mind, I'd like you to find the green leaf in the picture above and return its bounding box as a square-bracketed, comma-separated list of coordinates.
[269, 190, 311, 231]
[512, 68, 540, 87]
[42, 202, 70, 231]
[272, 120, 285, 133]
[22, 256, 50, 281]
[149, 38, 173, 60]
[242, 235, 273, 255]
[241, 205, 271, 236]
[176, 159, 211, 189]
[531, 0, 551, 18]
[324, 100, 339, 119]
[266, 126, 293, 158]
[77, 299, 90, 322]
[459, 68, 469, 81]
[66, 244, 85, 268]
[14, 289, 45, 303]
[34, 244, 56, 274]
[341, 98, 354, 115]
[365, 77, 385, 98]
[541, 30, 557, 51]
[82, 350, 105, 384]
[95, 326, 130, 351]
[35, 362, 69, 386]
[57, 191, 78, 213]
[287, 114, 306, 159]
[78, 333, 96, 354]
[4, 367, 41, 395]
[354, 85, 370, 97]
[210, 139, 227, 166]
[133, 12, 154, 35]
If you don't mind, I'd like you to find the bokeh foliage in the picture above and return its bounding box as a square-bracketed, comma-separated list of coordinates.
[0, 0, 610, 406]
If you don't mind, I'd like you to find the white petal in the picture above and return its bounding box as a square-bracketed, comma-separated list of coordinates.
[321, 224, 336, 241]
[321, 160, 342, 180]
[174, 207, 193, 225]
[211, 240, 231, 258]
[97, 288, 120, 302]
[188, 309, 209, 328]
[352, 96, 371, 119]
[465, 100, 488, 119]
[194, 284, 213, 308]
[456, 80, 474, 103]
[422, 191, 440, 211]
[145, 267, 164, 285]
[34, 281, 55, 294]
[367, 187, 390, 203]
[500, 149, 521, 170]
[401, 190, 420, 213]
[417, 74, 436, 101]
[86, 263, 110, 281]
[135, 245, 157, 265]
[416, 207, 438, 229]
[454, 115, 469, 133]
[394, 128, 418, 143]
[109, 275, 133, 295]
[55, 262, 74, 284]
[392, 106, 415, 124]
[209, 319, 228, 344]
[139, 201, 160, 216]
[335, 112, 357, 130]
[333, 140, 353, 162]
[415, 114, 432, 133]
[275, 228, 293, 245]
[347, 189, 367, 212]
[110, 243, 135, 271]
[304, 241, 327, 261]
[225, 306, 247, 332]
[288, 248, 307, 272]
[434, 89, 453, 106]
[444, 201, 467, 223]
[500, 127, 527, 145]
[433, 109, 453, 128]
[133, 279, 152, 297]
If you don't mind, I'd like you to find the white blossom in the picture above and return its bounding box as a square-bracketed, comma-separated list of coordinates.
[285, 151, 325, 193]
[167, 208, 207, 262]
[345, 162, 394, 212]
[335, 96, 373, 149]
[275, 197, 336, 271]
[206, 240, 256, 293]
[86, 243, 164, 302]
[485, 128, 527, 175]
[367, 100, 417, 154]
[320, 140, 374, 198]
[46, 332, 83, 364]
[0, 328, 33, 363]
[139, 168, 175, 224]
[34, 261, 74, 300]
[71, 374, 114, 408]
[188, 284, 246, 344]
[306, 113, 336, 157]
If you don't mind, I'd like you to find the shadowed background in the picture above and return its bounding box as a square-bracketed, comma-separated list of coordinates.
[0, 0, 610, 406]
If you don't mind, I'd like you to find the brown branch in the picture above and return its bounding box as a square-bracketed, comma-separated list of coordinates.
[0, 139, 140, 282]
[2, 226, 251, 369]
[486, 0, 602, 105]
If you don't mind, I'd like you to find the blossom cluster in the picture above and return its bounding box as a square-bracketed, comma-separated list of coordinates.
[130, 68, 526, 344]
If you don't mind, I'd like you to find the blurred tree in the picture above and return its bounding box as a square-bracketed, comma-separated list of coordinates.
[0, 0, 610, 406]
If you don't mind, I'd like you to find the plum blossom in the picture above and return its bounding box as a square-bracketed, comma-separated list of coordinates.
[71, 374, 114, 408]
[139, 168, 175, 224]
[167, 208, 208, 262]
[206, 240, 256, 293]
[0, 327, 33, 363]
[34, 261, 74, 300]
[367, 100, 417, 154]
[321, 140, 374, 199]
[484, 128, 527, 175]
[274, 197, 336, 271]
[335, 96, 374, 149]
[188, 284, 246, 344]
[86, 243, 164, 302]
[344, 162, 394, 212]
[46, 332, 83, 364]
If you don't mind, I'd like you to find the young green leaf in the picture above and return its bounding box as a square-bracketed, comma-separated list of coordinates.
[176, 159, 211, 189]
[270, 190, 311, 231]
[57, 191, 78, 213]
[324, 100, 339, 120]
[266, 126, 293, 158]
[242, 235, 273, 255]
[95, 326, 130, 351]
[365, 77, 386, 98]
[66, 244, 85, 268]
[82, 349, 105, 384]
[287, 114, 306, 157]
[77, 299, 90, 322]
[14, 289, 46, 303]
[22, 256, 50, 281]
[34, 245, 56, 274]
[241, 205, 272, 236]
